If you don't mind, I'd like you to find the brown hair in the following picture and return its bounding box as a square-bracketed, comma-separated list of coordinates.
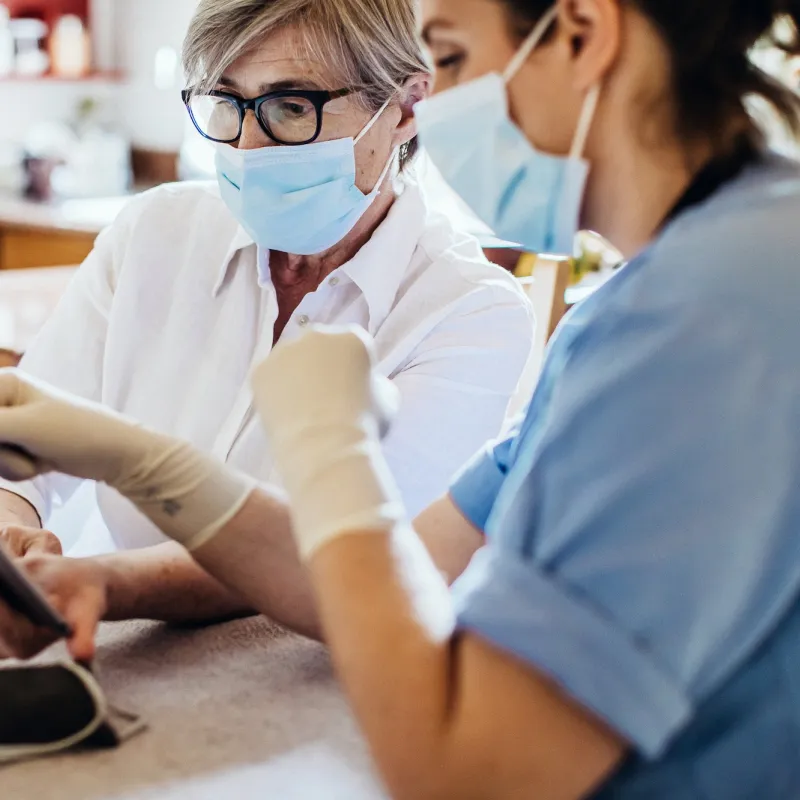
[499, 0, 800, 152]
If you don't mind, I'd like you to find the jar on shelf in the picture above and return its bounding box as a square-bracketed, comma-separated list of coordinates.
[50, 14, 91, 79]
[9, 17, 49, 77]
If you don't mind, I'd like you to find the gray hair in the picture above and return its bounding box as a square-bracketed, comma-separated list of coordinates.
[183, 0, 432, 168]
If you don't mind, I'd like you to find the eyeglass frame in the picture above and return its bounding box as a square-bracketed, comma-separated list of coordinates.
[181, 87, 355, 146]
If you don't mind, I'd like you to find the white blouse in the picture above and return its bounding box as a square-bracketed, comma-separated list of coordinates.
[0, 177, 533, 552]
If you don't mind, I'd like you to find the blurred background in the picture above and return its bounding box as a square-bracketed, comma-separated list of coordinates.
[0, 0, 798, 358]
[0, 1, 796, 553]
[0, 0, 205, 269]
[0, 0, 211, 354]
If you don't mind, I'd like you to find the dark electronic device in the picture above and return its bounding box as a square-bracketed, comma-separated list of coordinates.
[0, 545, 72, 639]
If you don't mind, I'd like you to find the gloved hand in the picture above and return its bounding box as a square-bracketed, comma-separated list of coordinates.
[0, 370, 255, 550]
[252, 325, 405, 560]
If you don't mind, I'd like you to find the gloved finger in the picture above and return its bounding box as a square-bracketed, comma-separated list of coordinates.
[0, 445, 40, 482]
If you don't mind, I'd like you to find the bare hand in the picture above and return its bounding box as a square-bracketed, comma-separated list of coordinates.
[0, 525, 62, 557]
[0, 554, 108, 662]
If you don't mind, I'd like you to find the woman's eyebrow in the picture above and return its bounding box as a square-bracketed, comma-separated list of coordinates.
[216, 74, 242, 92]
[422, 18, 455, 44]
[257, 79, 326, 93]
[215, 77, 327, 94]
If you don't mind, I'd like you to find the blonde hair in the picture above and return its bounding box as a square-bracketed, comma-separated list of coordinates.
[183, 0, 432, 167]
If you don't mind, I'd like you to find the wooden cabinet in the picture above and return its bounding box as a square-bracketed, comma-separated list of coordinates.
[0, 222, 95, 270]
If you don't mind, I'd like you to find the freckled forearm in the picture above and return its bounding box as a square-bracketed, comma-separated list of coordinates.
[95, 543, 254, 624]
[94, 490, 326, 638]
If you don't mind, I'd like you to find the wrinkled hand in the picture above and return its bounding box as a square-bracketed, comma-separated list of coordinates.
[252, 326, 404, 560]
[0, 525, 62, 557]
[0, 553, 108, 662]
[0, 368, 160, 486]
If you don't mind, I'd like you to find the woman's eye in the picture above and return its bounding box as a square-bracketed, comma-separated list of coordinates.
[280, 101, 312, 118]
[436, 53, 465, 72]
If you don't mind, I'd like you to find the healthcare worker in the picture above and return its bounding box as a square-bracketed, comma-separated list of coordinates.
[0, 0, 533, 656]
[0, 0, 799, 797]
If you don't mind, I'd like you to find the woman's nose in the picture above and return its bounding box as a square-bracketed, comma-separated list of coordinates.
[237, 110, 278, 151]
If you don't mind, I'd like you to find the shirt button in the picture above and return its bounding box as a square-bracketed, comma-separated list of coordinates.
[329, 276, 340, 287]
[297, 314, 310, 327]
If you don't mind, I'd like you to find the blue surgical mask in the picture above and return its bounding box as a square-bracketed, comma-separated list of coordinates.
[216, 100, 394, 255]
[414, 6, 600, 255]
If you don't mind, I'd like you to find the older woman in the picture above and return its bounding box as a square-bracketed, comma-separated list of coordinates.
[0, 0, 531, 653]
[3, 0, 799, 797]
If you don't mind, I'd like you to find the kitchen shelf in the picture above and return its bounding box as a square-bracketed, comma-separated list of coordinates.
[0, 71, 124, 83]
[3, 0, 89, 23]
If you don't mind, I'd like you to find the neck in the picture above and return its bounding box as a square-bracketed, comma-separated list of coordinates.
[584, 127, 714, 259]
[270, 178, 396, 290]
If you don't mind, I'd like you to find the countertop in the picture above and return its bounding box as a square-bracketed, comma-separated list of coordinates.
[4, 617, 386, 800]
[0, 193, 135, 235]
[0, 266, 77, 351]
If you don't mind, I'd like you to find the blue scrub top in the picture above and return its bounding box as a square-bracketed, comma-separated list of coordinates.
[449, 153, 800, 798]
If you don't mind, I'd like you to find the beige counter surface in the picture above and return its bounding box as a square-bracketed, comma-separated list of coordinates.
[0, 266, 77, 351]
[4, 617, 385, 800]
[0, 193, 131, 236]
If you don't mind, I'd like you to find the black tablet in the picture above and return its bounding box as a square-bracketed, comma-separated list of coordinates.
[0, 546, 72, 639]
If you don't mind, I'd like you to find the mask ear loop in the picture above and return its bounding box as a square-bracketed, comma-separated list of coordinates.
[354, 97, 398, 195]
[371, 145, 399, 196]
[500, 3, 600, 162]
[568, 83, 601, 160]
[503, 5, 559, 83]
[355, 98, 393, 145]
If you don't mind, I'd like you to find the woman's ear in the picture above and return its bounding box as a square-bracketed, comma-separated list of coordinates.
[391, 73, 433, 147]
[561, 0, 620, 91]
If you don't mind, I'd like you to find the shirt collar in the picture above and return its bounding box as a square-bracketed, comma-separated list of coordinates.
[211, 182, 428, 330]
[339, 182, 426, 331]
[211, 225, 255, 298]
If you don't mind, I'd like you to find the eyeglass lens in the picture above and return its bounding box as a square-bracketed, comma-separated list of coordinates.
[189, 94, 320, 144]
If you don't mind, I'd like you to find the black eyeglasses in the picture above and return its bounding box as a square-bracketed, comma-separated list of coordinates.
[182, 87, 354, 146]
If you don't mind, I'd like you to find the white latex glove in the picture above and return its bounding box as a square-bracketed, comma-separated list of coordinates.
[252, 325, 405, 560]
[0, 369, 255, 550]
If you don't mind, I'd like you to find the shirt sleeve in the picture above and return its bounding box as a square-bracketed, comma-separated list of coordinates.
[0, 208, 130, 522]
[453, 292, 800, 759]
[448, 426, 520, 532]
[383, 288, 533, 519]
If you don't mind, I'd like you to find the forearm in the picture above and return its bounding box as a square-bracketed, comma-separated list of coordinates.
[95, 542, 255, 625]
[0, 489, 42, 528]
[189, 486, 324, 639]
[188, 490, 483, 642]
[67, 487, 371, 638]
[310, 526, 462, 800]
[302, 520, 621, 800]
